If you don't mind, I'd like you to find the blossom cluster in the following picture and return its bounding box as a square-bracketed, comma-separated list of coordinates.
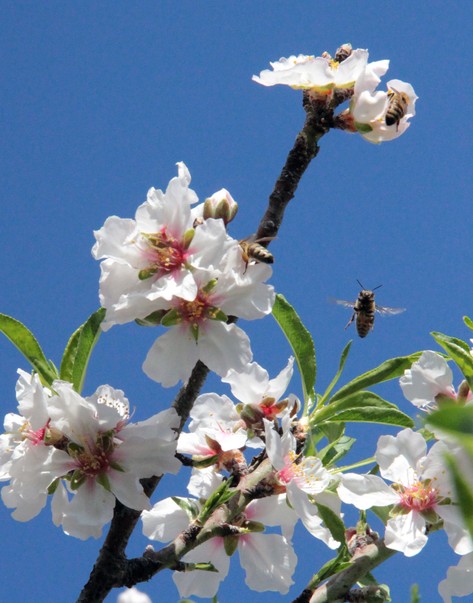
[0, 370, 180, 539]
[92, 163, 275, 387]
[253, 44, 418, 144]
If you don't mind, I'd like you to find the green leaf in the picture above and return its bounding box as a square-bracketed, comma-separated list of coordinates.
[464, 316, 473, 333]
[319, 435, 356, 468]
[426, 405, 473, 455]
[444, 452, 473, 545]
[331, 353, 422, 403]
[0, 313, 58, 385]
[315, 502, 346, 545]
[318, 340, 352, 406]
[60, 308, 106, 393]
[272, 294, 316, 410]
[410, 584, 420, 603]
[431, 331, 473, 390]
[198, 480, 234, 523]
[315, 391, 414, 428]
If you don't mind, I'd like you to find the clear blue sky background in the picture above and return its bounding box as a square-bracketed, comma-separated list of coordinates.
[1, 2, 472, 602]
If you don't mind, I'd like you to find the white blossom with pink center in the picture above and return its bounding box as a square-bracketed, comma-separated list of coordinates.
[338, 428, 473, 557]
[92, 162, 236, 330]
[142, 247, 275, 387]
[1, 377, 181, 540]
[264, 415, 340, 548]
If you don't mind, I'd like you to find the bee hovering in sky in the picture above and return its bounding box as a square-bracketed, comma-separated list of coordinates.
[385, 87, 410, 130]
[333, 280, 406, 338]
[239, 235, 274, 273]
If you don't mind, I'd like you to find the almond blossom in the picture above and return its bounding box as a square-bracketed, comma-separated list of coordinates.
[1, 375, 181, 539]
[252, 47, 369, 92]
[142, 468, 297, 598]
[350, 67, 418, 143]
[264, 414, 340, 548]
[92, 162, 236, 330]
[400, 350, 471, 411]
[338, 428, 473, 557]
[142, 246, 275, 387]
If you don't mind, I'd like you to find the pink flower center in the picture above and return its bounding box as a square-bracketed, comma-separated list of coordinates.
[397, 480, 439, 512]
[142, 227, 188, 276]
[176, 290, 221, 327]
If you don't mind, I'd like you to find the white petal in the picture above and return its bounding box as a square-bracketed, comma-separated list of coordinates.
[198, 322, 253, 378]
[385, 512, 428, 556]
[338, 473, 398, 509]
[239, 533, 297, 593]
[376, 429, 426, 484]
[174, 538, 229, 598]
[142, 497, 190, 541]
[438, 553, 473, 603]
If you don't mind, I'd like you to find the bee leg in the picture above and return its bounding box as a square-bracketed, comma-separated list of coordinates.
[344, 312, 356, 330]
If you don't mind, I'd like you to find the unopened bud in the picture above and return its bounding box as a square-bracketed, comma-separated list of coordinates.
[203, 189, 239, 225]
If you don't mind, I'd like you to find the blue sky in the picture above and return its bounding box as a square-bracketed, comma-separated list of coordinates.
[1, 2, 472, 601]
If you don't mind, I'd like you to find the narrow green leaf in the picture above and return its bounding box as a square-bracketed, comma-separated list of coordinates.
[426, 406, 473, 455]
[308, 553, 351, 590]
[272, 294, 316, 410]
[318, 341, 352, 406]
[331, 353, 422, 403]
[0, 313, 57, 385]
[431, 331, 473, 390]
[198, 480, 233, 523]
[319, 436, 356, 468]
[410, 584, 421, 603]
[445, 453, 473, 544]
[315, 502, 346, 546]
[464, 316, 473, 333]
[314, 391, 414, 428]
[60, 308, 106, 393]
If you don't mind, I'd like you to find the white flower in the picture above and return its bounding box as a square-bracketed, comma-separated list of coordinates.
[252, 48, 369, 92]
[351, 72, 418, 143]
[142, 484, 297, 598]
[142, 248, 275, 387]
[264, 416, 340, 548]
[338, 428, 472, 557]
[439, 552, 473, 603]
[400, 351, 463, 411]
[92, 162, 235, 330]
[117, 587, 152, 603]
[1, 378, 181, 539]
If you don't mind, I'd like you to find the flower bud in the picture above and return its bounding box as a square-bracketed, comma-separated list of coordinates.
[203, 189, 239, 225]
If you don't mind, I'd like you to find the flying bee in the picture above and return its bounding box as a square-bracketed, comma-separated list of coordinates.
[385, 88, 410, 130]
[239, 236, 274, 273]
[334, 43, 353, 63]
[333, 280, 406, 338]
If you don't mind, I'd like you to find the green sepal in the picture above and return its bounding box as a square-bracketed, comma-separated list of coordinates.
[96, 472, 112, 492]
[190, 323, 199, 342]
[0, 313, 58, 385]
[271, 294, 316, 412]
[161, 308, 182, 327]
[60, 308, 106, 393]
[202, 278, 218, 294]
[182, 228, 195, 249]
[180, 561, 219, 573]
[209, 308, 228, 322]
[354, 121, 373, 133]
[70, 470, 87, 490]
[47, 477, 61, 495]
[109, 460, 125, 472]
[223, 534, 239, 557]
[191, 455, 220, 469]
[138, 268, 157, 280]
[135, 310, 167, 326]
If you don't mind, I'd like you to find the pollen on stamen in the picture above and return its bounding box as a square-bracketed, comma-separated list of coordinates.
[398, 481, 440, 512]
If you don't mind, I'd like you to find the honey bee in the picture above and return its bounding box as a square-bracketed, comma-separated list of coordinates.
[333, 280, 406, 338]
[239, 236, 274, 272]
[385, 88, 410, 129]
[334, 43, 353, 63]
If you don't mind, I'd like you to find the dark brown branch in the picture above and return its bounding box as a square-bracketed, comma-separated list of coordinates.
[78, 89, 337, 603]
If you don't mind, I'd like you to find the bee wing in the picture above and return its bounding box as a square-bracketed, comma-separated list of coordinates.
[330, 298, 355, 309]
[375, 305, 406, 316]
